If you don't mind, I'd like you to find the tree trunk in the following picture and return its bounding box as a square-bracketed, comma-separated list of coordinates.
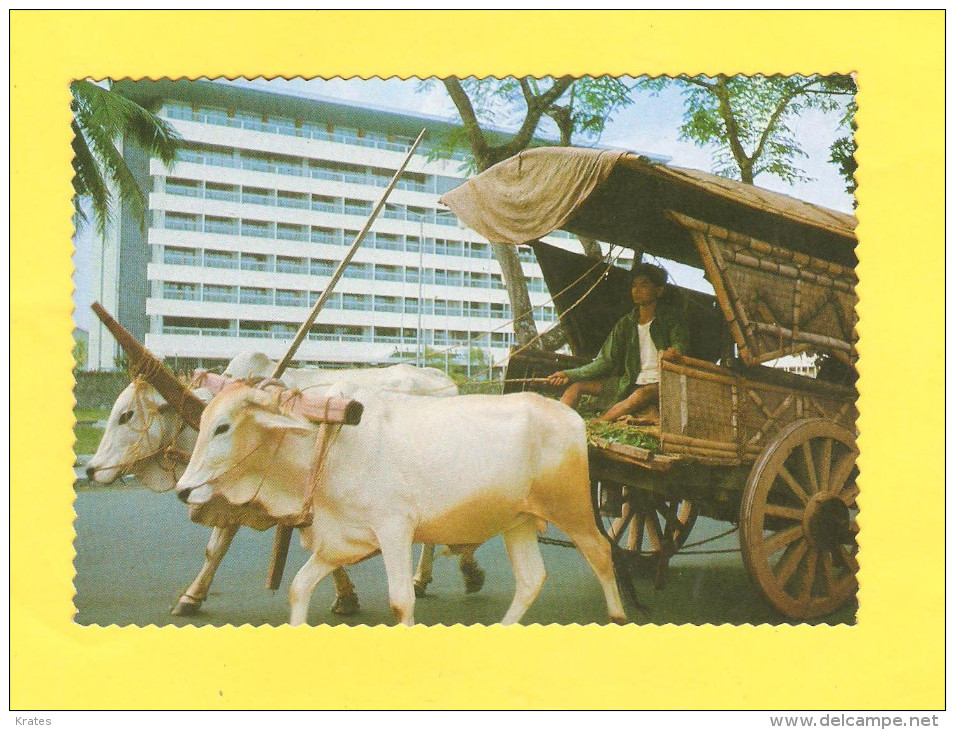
[577, 235, 602, 259]
[491, 242, 539, 346]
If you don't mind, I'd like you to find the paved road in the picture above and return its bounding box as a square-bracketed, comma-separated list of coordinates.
[72, 484, 855, 627]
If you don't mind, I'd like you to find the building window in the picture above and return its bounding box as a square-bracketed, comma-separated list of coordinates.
[165, 178, 201, 197]
[203, 284, 238, 303]
[277, 190, 309, 209]
[204, 249, 239, 270]
[239, 287, 273, 305]
[165, 212, 199, 231]
[240, 252, 272, 272]
[275, 289, 308, 307]
[205, 216, 239, 236]
[276, 256, 308, 274]
[241, 219, 273, 239]
[205, 182, 239, 203]
[163, 246, 199, 266]
[375, 264, 403, 282]
[162, 282, 200, 301]
[343, 198, 372, 217]
[373, 295, 401, 313]
[309, 259, 336, 277]
[344, 262, 371, 279]
[342, 293, 367, 310]
[241, 186, 272, 207]
[312, 195, 341, 214]
[310, 226, 340, 245]
[276, 223, 308, 241]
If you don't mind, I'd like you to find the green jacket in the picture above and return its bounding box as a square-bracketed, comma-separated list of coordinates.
[564, 298, 690, 405]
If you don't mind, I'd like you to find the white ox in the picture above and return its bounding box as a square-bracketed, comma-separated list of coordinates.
[176, 382, 630, 626]
[85, 353, 478, 616]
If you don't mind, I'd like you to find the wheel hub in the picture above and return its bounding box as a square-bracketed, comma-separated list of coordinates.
[803, 494, 851, 548]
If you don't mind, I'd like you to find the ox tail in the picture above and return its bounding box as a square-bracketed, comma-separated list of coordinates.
[589, 481, 649, 616]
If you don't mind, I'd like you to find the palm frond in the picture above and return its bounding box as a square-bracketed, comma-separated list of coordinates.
[71, 119, 111, 235]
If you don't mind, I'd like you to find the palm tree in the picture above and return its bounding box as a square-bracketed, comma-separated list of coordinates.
[71, 80, 180, 234]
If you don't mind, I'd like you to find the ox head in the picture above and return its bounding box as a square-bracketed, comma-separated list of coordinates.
[86, 378, 194, 489]
[175, 381, 319, 530]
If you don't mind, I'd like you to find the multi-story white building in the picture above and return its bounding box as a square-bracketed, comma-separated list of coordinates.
[88, 79, 638, 374]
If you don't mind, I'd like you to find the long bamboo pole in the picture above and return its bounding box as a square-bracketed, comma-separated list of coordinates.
[270, 128, 426, 380]
[266, 129, 427, 591]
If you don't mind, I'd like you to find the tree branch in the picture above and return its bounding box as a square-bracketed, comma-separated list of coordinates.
[751, 79, 820, 169]
[712, 78, 753, 181]
[493, 76, 574, 163]
[443, 77, 490, 165]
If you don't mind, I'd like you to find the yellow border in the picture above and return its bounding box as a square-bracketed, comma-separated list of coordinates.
[11, 10, 944, 709]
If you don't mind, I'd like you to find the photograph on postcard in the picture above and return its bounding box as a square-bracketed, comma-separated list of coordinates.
[72, 75, 858, 627]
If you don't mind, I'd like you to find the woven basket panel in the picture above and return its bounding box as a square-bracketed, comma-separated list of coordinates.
[739, 383, 800, 451]
[660, 368, 737, 445]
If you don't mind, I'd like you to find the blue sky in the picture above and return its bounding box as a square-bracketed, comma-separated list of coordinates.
[73, 76, 855, 329]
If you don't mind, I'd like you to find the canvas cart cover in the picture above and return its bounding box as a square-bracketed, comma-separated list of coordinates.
[440, 147, 856, 269]
[439, 147, 626, 245]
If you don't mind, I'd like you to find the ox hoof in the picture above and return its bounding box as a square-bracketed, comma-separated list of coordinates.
[462, 565, 486, 594]
[331, 594, 360, 616]
[414, 580, 430, 598]
[171, 597, 203, 616]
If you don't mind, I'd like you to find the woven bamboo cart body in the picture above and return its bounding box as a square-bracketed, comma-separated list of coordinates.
[449, 148, 860, 620]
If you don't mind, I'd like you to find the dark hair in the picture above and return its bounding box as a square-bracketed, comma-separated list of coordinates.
[631, 262, 668, 288]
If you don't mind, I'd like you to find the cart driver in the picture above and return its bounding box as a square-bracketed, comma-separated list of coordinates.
[546, 262, 690, 422]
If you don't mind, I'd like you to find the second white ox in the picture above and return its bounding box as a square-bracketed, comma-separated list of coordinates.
[86, 354, 480, 616]
[176, 381, 630, 625]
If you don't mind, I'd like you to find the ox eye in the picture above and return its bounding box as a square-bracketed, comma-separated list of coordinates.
[213, 423, 230, 437]
[118, 410, 134, 425]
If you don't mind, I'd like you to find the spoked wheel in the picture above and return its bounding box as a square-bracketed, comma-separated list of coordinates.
[598, 482, 698, 588]
[741, 419, 859, 619]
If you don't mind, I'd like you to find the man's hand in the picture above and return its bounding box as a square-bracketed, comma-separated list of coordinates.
[546, 371, 570, 387]
[660, 347, 682, 362]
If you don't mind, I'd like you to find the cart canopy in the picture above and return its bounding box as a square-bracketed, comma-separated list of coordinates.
[439, 147, 857, 268]
[441, 147, 858, 365]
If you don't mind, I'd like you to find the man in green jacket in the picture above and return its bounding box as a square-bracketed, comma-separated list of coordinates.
[547, 263, 689, 422]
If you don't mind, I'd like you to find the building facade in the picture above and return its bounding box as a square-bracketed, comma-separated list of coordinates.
[87, 79, 620, 375]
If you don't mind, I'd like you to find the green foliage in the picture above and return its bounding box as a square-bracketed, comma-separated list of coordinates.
[71, 80, 180, 234]
[420, 75, 633, 169]
[586, 419, 661, 452]
[74, 423, 104, 457]
[73, 336, 88, 369]
[639, 74, 855, 186]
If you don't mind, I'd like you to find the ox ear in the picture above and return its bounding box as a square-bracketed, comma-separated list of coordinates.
[249, 407, 313, 434]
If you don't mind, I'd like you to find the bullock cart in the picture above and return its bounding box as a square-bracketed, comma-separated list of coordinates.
[440, 148, 859, 620]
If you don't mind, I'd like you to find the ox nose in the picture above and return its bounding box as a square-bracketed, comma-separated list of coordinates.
[85, 466, 95, 480]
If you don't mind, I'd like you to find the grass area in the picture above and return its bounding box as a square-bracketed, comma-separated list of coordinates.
[74, 407, 110, 423]
[74, 423, 104, 457]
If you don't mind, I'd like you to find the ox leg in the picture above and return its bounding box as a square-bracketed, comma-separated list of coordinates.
[171, 526, 239, 616]
[289, 553, 336, 627]
[413, 544, 435, 597]
[500, 519, 547, 626]
[573, 532, 628, 625]
[377, 525, 416, 626]
[458, 546, 485, 594]
[330, 567, 360, 615]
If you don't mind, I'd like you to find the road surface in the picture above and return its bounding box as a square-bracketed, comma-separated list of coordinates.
[72, 483, 855, 627]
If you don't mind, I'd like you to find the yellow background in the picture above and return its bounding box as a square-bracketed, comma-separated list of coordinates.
[10, 10, 945, 709]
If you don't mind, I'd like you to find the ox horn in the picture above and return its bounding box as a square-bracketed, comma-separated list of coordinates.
[91, 302, 207, 430]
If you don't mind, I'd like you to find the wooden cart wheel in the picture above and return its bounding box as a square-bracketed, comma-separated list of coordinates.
[740, 419, 859, 619]
[598, 483, 698, 587]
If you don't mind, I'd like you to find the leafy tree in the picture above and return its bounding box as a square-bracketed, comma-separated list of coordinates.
[437, 76, 632, 346]
[71, 80, 180, 234]
[639, 74, 855, 186]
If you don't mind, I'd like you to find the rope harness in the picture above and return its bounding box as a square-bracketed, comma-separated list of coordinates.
[91, 376, 190, 482]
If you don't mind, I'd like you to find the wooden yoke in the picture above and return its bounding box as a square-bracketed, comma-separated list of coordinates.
[92, 302, 207, 430]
